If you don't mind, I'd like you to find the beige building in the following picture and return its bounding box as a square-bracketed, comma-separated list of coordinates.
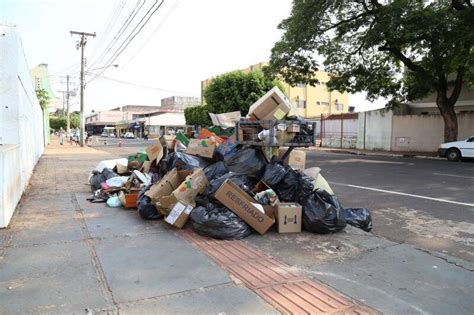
[30, 63, 62, 111]
[201, 62, 349, 119]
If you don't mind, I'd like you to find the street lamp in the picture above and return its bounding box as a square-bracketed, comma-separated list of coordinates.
[85, 64, 119, 72]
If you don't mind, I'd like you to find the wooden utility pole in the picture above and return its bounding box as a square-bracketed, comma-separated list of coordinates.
[70, 30, 95, 147]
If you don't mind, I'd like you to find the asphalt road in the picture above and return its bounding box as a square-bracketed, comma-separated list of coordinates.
[92, 137, 474, 262]
[306, 151, 474, 262]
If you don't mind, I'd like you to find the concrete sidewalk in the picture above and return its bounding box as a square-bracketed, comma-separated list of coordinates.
[1, 141, 473, 314]
[0, 142, 278, 314]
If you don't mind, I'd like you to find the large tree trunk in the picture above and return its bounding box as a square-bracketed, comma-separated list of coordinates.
[436, 92, 458, 142]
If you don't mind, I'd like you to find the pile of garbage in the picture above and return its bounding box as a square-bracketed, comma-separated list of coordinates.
[87, 87, 372, 240]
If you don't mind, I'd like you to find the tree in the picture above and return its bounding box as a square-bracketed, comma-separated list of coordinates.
[35, 88, 50, 110]
[267, 0, 474, 142]
[204, 70, 284, 115]
[184, 105, 212, 126]
[49, 112, 80, 131]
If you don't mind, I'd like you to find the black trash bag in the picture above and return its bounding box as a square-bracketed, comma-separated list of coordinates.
[301, 189, 346, 234]
[342, 208, 373, 232]
[190, 204, 253, 240]
[204, 172, 258, 196]
[194, 194, 213, 207]
[159, 152, 210, 175]
[275, 169, 314, 202]
[262, 162, 289, 186]
[137, 185, 162, 220]
[204, 161, 229, 181]
[224, 148, 267, 178]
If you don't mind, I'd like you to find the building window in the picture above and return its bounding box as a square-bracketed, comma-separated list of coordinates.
[296, 82, 306, 88]
[335, 103, 343, 111]
[321, 101, 329, 106]
[316, 101, 321, 106]
[297, 100, 306, 108]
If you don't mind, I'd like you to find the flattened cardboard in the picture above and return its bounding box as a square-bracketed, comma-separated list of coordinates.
[146, 141, 164, 165]
[186, 139, 216, 159]
[248, 87, 291, 121]
[286, 150, 306, 170]
[276, 203, 302, 233]
[215, 180, 275, 234]
[209, 111, 242, 128]
[164, 201, 194, 229]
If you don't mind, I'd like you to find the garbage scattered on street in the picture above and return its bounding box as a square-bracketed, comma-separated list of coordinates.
[86, 87, 373, 239]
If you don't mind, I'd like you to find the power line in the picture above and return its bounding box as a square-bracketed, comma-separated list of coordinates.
[119, 0, 180, 71]
[87, 0, 126, 60]
[87, 72, 196, 96]
[87, 0, 143, 70]
[90, 0, 165, 82]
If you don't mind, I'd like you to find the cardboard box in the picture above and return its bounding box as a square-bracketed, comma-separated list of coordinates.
[215, 180, 275, 234]
[158, 168, 209, 212]
[141, 161, 152, 174]
[145, 169, 193, 202]
[163, 135, 176, 150]
[276, 202, 302, 233]
[186, 139, 216, 159]
[248, 87, 291, 121]
[286, 150, 306, 170]
[146, 141, 164, 165]
[164, 201, 194, 228]
[286, 123, 301, 133]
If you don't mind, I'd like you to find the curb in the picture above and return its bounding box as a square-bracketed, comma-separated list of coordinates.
[303, 147, 442, 160]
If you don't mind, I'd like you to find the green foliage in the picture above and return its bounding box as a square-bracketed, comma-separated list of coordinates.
[204, 70, 285, 115]
[184, 105, 212, 126]
[35, 88, 50, 109]
[269, 0, 473, 101]
[49, 112, 80, 131]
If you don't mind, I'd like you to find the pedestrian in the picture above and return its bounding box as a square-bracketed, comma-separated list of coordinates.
[59, 127, 65, 145]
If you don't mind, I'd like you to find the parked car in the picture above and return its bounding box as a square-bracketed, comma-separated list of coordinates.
[123, 132, 135, 139]
[100, 132, 108, 138]
[438, 136, 474, 161]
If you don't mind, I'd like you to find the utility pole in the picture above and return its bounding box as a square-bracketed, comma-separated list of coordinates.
[66, 75, 71, 136]
[60, 75, 75, 137]
[70, 30, 95, 147]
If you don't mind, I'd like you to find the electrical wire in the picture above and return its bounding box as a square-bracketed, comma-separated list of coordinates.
[118, 0, 180, 71]
[87, 0, 126, 60]
[87, 0, 144, 70]
[88, 0, 164, 83]
[86, 72, 196, 96]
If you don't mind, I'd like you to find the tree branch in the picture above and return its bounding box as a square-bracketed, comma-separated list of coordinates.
[448, 67, 465, 104]
[378, 45, 429, 75]
[321, 11, 369, 32]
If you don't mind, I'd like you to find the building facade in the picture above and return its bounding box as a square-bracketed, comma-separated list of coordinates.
[161, 96, 200, 110]
[30, 63, 62, 111]
[201, 62, 349, 119]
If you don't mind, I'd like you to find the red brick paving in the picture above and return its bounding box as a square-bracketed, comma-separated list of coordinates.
[179, 229, 378, 314]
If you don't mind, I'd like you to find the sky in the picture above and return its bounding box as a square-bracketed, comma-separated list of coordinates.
[1, 0, 385, 113]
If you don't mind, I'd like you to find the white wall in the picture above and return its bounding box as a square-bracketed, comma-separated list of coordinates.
[0, 25, 44, 227]
[322, 118, 358, 148]
[391, 112, 474, 152]
[356, 110, 393, 151]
